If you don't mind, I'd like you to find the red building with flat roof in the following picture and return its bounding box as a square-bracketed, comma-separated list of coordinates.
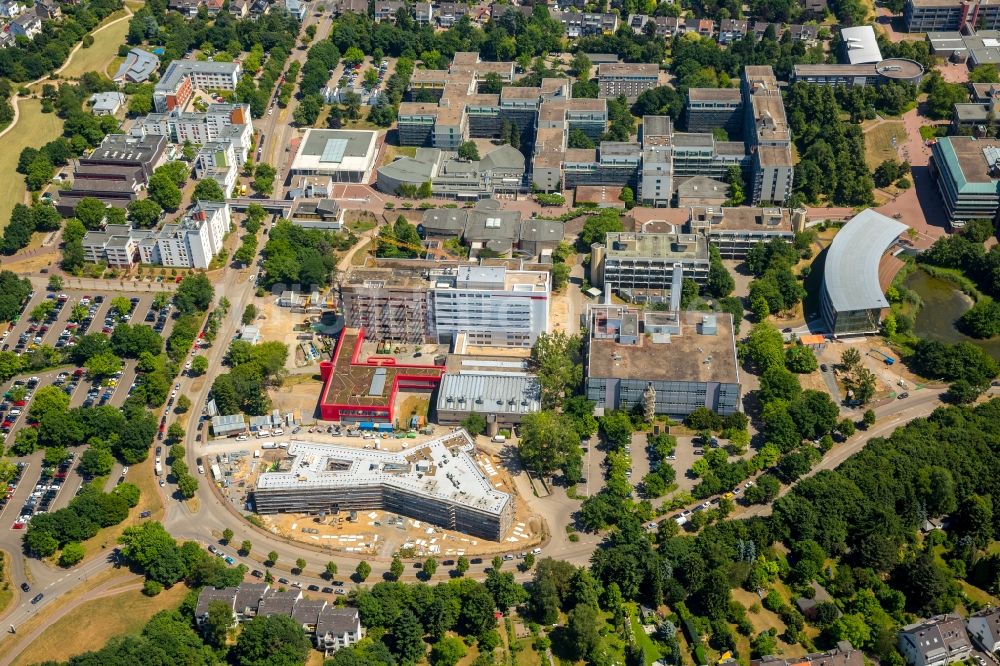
[318, 328, 444, 422]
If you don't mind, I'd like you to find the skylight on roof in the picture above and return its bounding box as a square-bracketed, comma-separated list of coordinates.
[319, 139, 348, 163]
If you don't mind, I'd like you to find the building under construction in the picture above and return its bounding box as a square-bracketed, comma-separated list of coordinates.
[338, 263, 551, 348]
[252, 430, 514, 541]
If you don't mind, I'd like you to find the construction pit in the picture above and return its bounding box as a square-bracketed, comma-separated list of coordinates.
[218, 439, 543, 558]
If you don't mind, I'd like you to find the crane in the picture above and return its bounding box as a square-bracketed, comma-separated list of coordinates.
[373, 233, 453, 259]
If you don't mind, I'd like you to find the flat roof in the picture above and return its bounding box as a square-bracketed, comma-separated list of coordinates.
[687, 206, 793, 232]
[588, 309, 739, 384]
[255, 430, 511, 516]
[603, 231, 710, 261]
[436, 372, 541, 415]
[322, 329, 443, 410]
[598, 62, 659, 78]
[291, 129, 378, 174]
[822, 209, 906, 313]
[934, 136, 1000, 194]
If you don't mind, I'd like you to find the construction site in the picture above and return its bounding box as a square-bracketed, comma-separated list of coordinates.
[215, 431, 541, 554]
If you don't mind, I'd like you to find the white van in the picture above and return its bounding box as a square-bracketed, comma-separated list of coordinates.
[491, 434, 506, 443]
[257, 430, 270, 438]
[261, 442, 277, 450]
[272, 429, 284, 436]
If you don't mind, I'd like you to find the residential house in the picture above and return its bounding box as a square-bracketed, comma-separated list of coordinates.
[285, 0, 306, 19]
[898, 615, 973, 666]
[966, 608, 1000, 653]
[228, 0, 248, 17]
[437, 1, 467, 26]
[374, 0, 404, 22]
[718, 19, 748, 44]
[205, 0, 223, 14]
[248, 0, 270, 18]
[289, 199, 344, 230]
[315, 608, 363, 656]
[9, 10, 41, 38]
[168, 0, 202, 17]
[789, 24, 819, 44]
[34, 0, 60, 19]
[0, 0, 25, 19]
[331, 0, 367, 15]
[415, 1, 433, 25]
[89, 92, 126, 116]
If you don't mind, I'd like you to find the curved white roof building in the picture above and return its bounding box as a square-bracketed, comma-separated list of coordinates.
[821, 209, 907, 337]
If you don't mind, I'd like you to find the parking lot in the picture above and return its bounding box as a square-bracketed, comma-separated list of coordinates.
[0, 286, 179, 530]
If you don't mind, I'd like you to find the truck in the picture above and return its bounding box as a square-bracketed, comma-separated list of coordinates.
[868, 349, 895, 365]
[154, 462, 162, 476]
[261, 442, 277, 450]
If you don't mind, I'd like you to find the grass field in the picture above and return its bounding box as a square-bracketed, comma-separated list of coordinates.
[58, 9, 132, 79]
[0, 98, 64, 230]
[0, 550, 13, 617]
[864, 121, 907, 170]
[10, 583, 186, 666]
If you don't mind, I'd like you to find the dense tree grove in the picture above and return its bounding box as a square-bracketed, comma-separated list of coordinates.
[785, 83, 874, 207]
[262, 220, 354, 290]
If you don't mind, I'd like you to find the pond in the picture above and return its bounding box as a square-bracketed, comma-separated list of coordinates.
[904, 269, 1000, 361]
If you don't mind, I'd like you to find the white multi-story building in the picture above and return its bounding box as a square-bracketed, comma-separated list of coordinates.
[429, 265, 550, 347]
[194, 141, 239, 197]
[132, 103, 253, 164]
[153, 61, 242, 112]
[340, 264, 551, 348]
[139, 200, 231, 268]
[82, 224, 153, 268]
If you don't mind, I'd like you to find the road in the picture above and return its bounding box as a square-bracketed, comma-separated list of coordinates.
[736, 388, 948, 519]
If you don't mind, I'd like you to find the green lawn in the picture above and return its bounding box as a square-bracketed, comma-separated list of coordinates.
[0, 98, 64, 230]
[60, 10, 132, 79]
[630, 611, 665, 665]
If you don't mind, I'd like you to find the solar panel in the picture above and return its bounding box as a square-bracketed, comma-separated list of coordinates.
[320, 138, 348, 163]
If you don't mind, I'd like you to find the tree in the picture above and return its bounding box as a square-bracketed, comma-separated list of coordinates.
[175, 273, 215, 315]
[175, 395, 191, 413]
[390, 609, 426, 664]
[205, 600, 236, 648]
[707, 247, 735, 298]
[222, 528, 234, 544]
[85, 352, 122, 379]
[430, 636, 466, 666]
[148, 173, 182, 211]
[28, 385, 69, 423]
[862, 409, 876, 428]
[457, 141, 480, 161]
[242, 304, 258, 326]
[455, 556, 469, 576]
[240, 540, 252, 556]
[193, 179, 226, 202]
[390, 555, 404, 580]
[788, 390, 839, 440]
[970, 63, 1000, 83]
[356, 560, 371, 582]
[619, 186, 634, 207]
[566, 603, 601, 662]
[232, 614, 311, 666]
[460, 412, 487, 437]
[267, 550, 278, 566]
[518, 411, 582, 480]
[424, 557, 438, 577]
[79, 446, 114, 477]
[840, 347, 862, 370]
[838, 418, 856, 438]
[252, 163, 277, 197]
[530, 331, 583, 408]
[177, 474, 198, 498]
[58, 541, 85, 567]
[600, 410, 633, 450]
[325, 561, 338, 578]
[74, 197, 109, 230]
[784, 345, 818, 373]
[759, 366, 802, 404]
[190, 356, 209, 375]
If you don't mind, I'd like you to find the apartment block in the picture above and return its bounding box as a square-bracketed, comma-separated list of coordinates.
[138, 200, 231, 268]
[253, 433, 515, 541]
[340, 263, 550, 348]
[742, 66, 794, 204]
[153, 61, 242, 112]
[592, 231, 710, 302]
[194, 141, 238, 197]
[686, 205, 801, 258]
[597, 62, 659, 99]
[903, 0, 1000, 32]
[685, 88, 743, 135]
[585, 305, 741, 417]
[195, 585, 363, 656]
[132, 103, 253, 163]
[898, 615, 972, 666]
[81, 224, 153, 267]
[553, 10, 618, 37]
